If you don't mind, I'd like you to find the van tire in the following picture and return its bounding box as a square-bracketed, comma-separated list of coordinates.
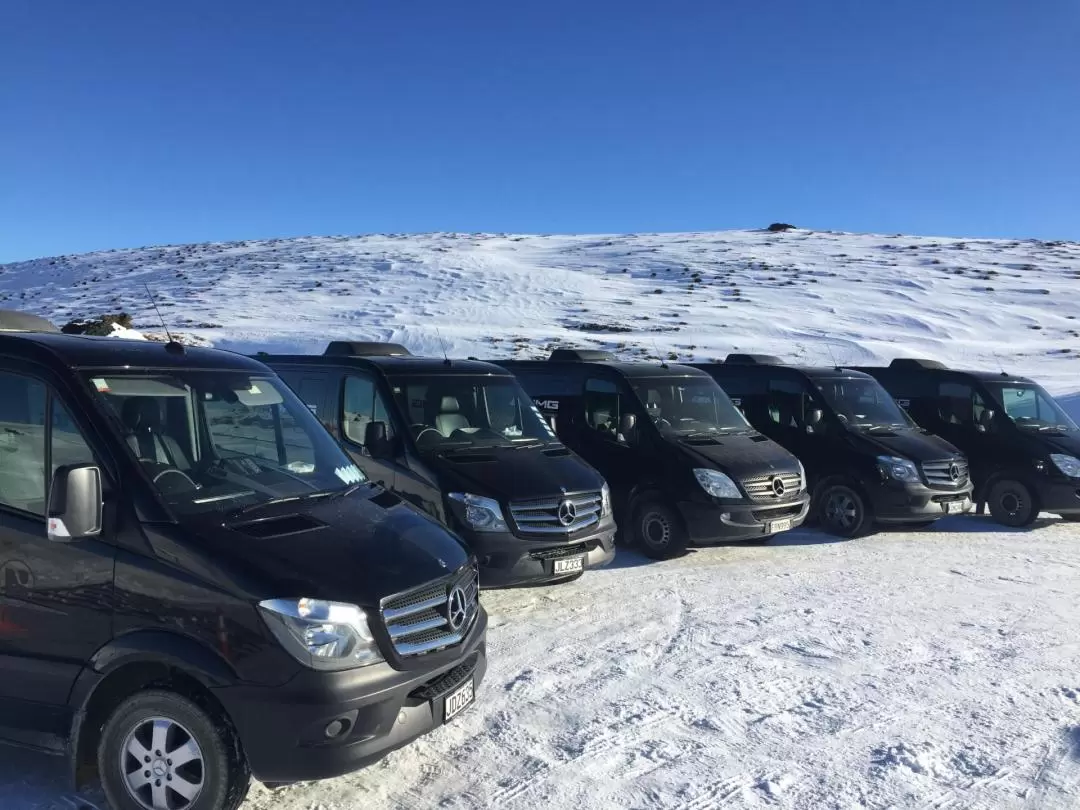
[98, 690, 249, 810]
[816, 481, 873, 538]
[634, 500, 689, 559]
[987, 479, 1038, 528]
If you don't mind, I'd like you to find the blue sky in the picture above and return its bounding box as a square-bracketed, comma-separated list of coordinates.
[2, 0, 1078, 261]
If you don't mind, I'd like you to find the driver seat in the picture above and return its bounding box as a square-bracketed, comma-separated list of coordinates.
[121, 398, 190, 468]
[644, 390, 663, 422]
[435, 396, 470, 437]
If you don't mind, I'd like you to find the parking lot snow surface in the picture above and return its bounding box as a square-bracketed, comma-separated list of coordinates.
[8, 517, 1080, 810]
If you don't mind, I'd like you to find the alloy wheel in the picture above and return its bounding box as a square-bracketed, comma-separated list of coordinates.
[120, 716, 205, 810]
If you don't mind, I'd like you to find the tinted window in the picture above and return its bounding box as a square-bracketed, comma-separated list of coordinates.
[814, 377, 911, 428]
[342, 374, 397, 447]
[937, 382, 992, 428]
[52, 401, 95, 476]
[629, 378, 749, 434]
[511, 368, 580, 397]
[584, 377, 620, 435]
[0, 373, 47, 514]
[765, 377, 812, 428]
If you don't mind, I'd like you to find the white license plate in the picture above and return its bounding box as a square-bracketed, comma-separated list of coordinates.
[769, 518, 793, 534]
[946, 501, 966, 515]
[554, 555, 584, 574]
[444, 678, 475, 722]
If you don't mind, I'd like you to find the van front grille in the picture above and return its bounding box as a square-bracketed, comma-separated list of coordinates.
[380, 564, 479, 658]
[922, 459, 969, 489]
[741, 472, 803, 502]
[509, 491, 603, 535]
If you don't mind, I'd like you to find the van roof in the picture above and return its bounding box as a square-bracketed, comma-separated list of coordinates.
[0, 331, 268, 372]
[498, 358, 712, 380]
[693, 361, 876, 382]
[261, 353, 513, 376]
[854, 360, 1035, 386]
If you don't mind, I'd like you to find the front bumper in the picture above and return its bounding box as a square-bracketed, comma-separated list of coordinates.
[213, 610, 488, 784]
[677, 494, 811, 543]
[464, 518, 617, 587]
[872, 479, 975, 523]
[1034, 477, 1080, 515]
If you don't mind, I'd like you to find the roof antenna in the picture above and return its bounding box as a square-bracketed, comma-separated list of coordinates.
[823, 339, 840, 370]
[143, 283, 184, 355]
[991, 349, 1007, 376]
[653, 339, 669, 369]
[435, 326, 451, 366]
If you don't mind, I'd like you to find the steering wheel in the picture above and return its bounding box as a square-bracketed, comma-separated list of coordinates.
[836, 413, 849, 424]
[411, 425, 443, 442]
[152, 468, 200, 493]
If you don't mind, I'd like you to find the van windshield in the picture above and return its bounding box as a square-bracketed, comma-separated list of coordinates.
[629, 378, 750, 435]
[387, 375, 558, 450]
[85, 371, 365, 517]
[814, 377, 913, 429]
[984, 383, 1078, 432]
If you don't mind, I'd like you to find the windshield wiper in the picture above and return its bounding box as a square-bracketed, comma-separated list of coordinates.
[230, 486, 355, 518]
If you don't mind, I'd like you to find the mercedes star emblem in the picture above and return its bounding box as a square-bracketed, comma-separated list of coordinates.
[949, 463, 961, 482]
[446, 585, 469, 631]
[557, 499, 578, 527]
[772, 476, 787, 497]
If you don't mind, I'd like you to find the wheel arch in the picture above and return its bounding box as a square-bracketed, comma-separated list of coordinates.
[67, 630, 242, 790]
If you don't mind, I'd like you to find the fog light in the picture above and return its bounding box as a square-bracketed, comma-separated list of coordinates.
[397, 710, 408, 725]
[324, 719, 347, 739]
[721, 512, 731, 521]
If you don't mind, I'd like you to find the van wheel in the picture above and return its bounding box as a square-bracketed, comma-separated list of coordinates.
[634, 500, 689, 559]
[987, 479, 1038, 528]
[817, 483, 872, 538]
[98, 690, 249, 810]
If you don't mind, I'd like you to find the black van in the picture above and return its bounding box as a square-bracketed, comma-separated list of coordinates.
[695, 355, 975, 537]
[262, 342, 616, 587]
[494, 350, 810, 558]
[856, 359, 1080, 527]
[0, 316, 486, 810]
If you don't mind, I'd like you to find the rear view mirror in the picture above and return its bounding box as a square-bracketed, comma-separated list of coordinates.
[47, 464, 103, 542]
[364, 421, 395, 459]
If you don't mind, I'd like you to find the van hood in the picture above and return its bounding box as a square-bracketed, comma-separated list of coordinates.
[178, 489, 470, 607]
[675, 432, 801, 478]
[853, 428, 961, 462]
[1036, 432, 1080, 459]
[428, 445, 605, 500]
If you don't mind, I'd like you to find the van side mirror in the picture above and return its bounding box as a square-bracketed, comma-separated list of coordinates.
[619, 413, 638, 443]
[364, 421, 395, 459]
[47, 464, 103, 542]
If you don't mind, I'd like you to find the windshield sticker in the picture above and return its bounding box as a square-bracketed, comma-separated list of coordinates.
[92, 378, 111, 393]
[335, 465, 365, 485]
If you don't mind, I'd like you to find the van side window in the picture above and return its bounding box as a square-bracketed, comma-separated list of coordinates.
[52, 401, 95, 477]
[765, 378, 808, 428]
[584, 378, 620, 436]
[0, 373, 48, 514]
[937, 382, 991, 428]
[343, 375, 396, 446]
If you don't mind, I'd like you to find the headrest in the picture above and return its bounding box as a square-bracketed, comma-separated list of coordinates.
[439, 396, 461, 413]
[121, 398, 161, 431]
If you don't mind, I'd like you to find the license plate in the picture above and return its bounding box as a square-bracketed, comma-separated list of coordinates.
[554, 555, 584, 575]
[769, 518, 793, 534]
[444, 678, 475, 722]
[946, 501, 966, 515]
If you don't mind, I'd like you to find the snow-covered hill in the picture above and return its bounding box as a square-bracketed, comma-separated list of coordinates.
[2, 228, 1078, 393]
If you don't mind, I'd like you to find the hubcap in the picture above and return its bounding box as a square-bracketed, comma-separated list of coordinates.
[120, 716, 205, 810]
[1001, 491, 1023, 516]
[642, 512, 671, 548]
[826, 491, 858, 529]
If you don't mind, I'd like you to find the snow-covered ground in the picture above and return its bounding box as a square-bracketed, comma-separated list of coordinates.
[2, 228, 1078, 392]
[6, 519, 1080, 810]
[1, 228, 1079, 809]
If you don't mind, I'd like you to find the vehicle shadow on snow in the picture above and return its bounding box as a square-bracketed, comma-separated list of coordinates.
[0, 743, 104, 810]
[906, 514, 1064, 534]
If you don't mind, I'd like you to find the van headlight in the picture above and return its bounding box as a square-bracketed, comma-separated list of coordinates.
[448, 492, 508, 532]
[797, 460, 807, 492]
[601, 483, 612, 517]
[877, 455, 920, 483]
[1050, 454, 1080, 478]
[693, 468, 741, 499]
[259, 598, 384, 671]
